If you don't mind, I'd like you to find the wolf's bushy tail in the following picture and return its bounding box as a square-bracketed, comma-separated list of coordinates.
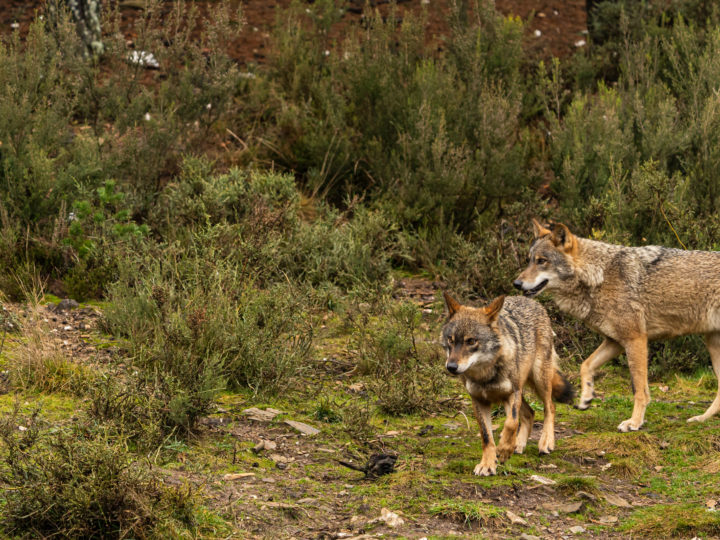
[551, 370, 575, 405]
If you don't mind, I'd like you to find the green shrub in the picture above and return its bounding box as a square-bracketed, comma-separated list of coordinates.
[0, 405, 195, 538]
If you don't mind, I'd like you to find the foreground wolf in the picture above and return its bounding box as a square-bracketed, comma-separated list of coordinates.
[514, 219, 720, 432]
[441, 292, 573, 476]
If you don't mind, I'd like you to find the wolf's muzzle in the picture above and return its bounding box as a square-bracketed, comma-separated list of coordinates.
[520, 279, 548, 298]
[446, 362, 459, 374]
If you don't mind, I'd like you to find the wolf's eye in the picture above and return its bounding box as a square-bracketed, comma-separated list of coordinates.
[536, 257, 547, 265]
[465, 337, 477, 346]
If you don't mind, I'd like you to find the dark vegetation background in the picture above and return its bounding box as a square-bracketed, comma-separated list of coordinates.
[1, 0, 720, 536]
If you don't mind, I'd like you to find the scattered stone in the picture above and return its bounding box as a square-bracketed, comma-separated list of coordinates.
[506, 509, 528, 525]
[276, 462, 287, 470]
[577, 491, 597, 501]
[262, 477, 276, 484]
[298, 497, 318, 505]
[51, 298, 79, 312]
[654, 465, 663, 472]
[569, 525, 586, 534]
[520, 534, 541, 540]
[530, 474, 556, 485]
[285, 420, 320, 436]
[252, 439, 278, 453]
[659, 441, 670, 450]
[604, 493, 632, 508]
[600, 462, 612, 471]
[539, 463, 558, 469]
[127, 50, 160, 68]
[379, 507, 404, 528]
[242, 407, 282, 422]
[269, 453, 293, 464]
[317, 447, 336, 453]
[598, 515, 618, 524]
[223, 472, 255, 481]
[542, 501, 583, 514]
[384, 430, 400, 436]
[348, 382, 365, 393]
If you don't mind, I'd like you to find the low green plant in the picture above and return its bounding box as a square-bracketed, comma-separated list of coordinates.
[0, 405, 195, 538]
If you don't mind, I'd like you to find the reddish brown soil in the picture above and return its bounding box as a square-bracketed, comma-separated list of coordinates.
[0, 0, 588, 62]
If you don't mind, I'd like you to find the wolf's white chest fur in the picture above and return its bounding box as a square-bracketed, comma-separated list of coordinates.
[464, 377, 513, 401]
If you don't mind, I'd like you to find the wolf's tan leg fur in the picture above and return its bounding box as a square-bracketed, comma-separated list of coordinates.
[498, 391, 522, 463]
[618, 337, 650, 432]
[514, 397, 535, 454]
[538, 388, 556, 454]
[578, 338, 623, 409]
[471, 399, 497, 476]
[688, 332, 720, 423]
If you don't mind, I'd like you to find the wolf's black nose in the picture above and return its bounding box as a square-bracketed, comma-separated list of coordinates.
[446, 363, 458, 374]
[512, 280, 523, 290]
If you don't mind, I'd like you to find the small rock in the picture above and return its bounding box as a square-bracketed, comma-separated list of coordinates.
[379, 507, 404, 528]
[534, 29, 542, 37]
[384, 430, 400, 436]
[600, 462, 612, 471]
[52, 298, 79, 312]
[284, 420, 320, 436]
[127, 50, 160, 68]
[598, 515, 618, 524]
[659, 441, 670, 450]
[506, 509, 528, 525]
[269, 453, 293, 464]
[276, 462, 287, 470]
[262, 477, 276, 483]
[298, 497, 318, 505]
[542, 501, 583, 514]
[577, 491, 597, 501]
[604, 493, 632, 508]
[569, 525, 585, 534]
[223, 472, 255, 481]
[654, 465, 663, 472]
[253, 439, 278, 453]
[530, 474, 556, 485]
[539, 463, 558, 469]
[242, 407, 282, 422]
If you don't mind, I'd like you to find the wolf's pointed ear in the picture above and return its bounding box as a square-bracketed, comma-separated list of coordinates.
[484, 295, 506, 322]
[549, 222, 576, 253]
[443, 291, 461, 317]
[532, 218, 551, 238]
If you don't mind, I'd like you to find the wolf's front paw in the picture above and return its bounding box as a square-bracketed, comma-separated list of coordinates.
[497, 443, 514, 463]
[576, 397, 593, 410]
[473, 461, 497, 476]
[687, 414, 708, 423]
[617, 418, 643, 432]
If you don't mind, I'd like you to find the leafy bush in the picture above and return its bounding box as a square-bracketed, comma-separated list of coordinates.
[0, 405, 194, 538]
[347, 300, 448, 415]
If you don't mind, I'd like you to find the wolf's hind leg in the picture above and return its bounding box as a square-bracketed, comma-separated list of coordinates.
[578, 338, 623, 409]
[688, 332, 720, 423]
[538, 387, 556, 454]
[498, 391, 522, 463]
[514, 397, 535, 454]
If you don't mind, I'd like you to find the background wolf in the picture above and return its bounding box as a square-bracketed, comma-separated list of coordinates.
[441, 292, 573, 476]
[515, 219, 720, 432]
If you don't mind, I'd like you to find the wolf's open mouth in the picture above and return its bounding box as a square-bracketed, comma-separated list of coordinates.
[523, 279, 548, 297]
